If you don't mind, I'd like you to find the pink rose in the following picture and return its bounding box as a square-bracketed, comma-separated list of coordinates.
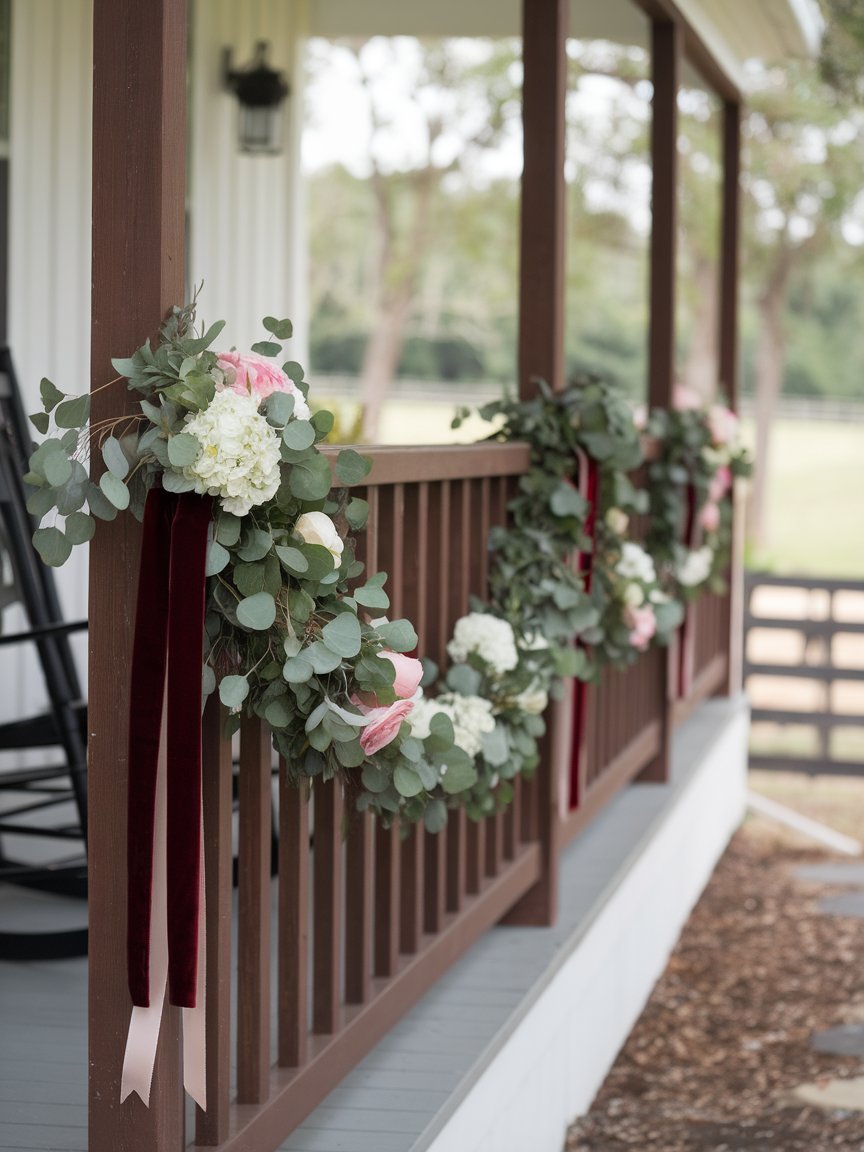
[216, 350, 311, 419]
[699, 501, 720, 533]
[632, 403, 648, 431]
[707, 404, 739, 447]
[624, 604, 656, 651]
[378, 651, 423, 699]
[708, 465, 732, 503]
[357, 698, 415, 756]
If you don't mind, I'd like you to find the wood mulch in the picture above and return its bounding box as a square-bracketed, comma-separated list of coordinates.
[566, 817, 864, 1151]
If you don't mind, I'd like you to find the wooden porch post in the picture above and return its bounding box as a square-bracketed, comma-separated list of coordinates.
[640, 19, 680, 783]
[88, 2, 188, 1148]
[720, 99, 744, 697]
[507, 0, 568, 926]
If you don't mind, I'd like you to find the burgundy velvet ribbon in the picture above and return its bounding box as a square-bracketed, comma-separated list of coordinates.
[677, 482, 699, 699]
[568, 455, 599, 810]
[127, 487, 212, 1009]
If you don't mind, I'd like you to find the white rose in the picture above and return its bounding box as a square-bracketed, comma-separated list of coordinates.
[294, 511, 344, 566]
[513, 684, 549, 715]
[605, 507, 629, 536]
[623, 582, 645, 608]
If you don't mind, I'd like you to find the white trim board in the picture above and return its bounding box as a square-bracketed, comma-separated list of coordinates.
[280, 695, 749, 1152]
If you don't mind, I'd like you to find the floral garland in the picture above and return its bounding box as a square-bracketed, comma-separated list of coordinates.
[25, 299, 745, 833]
[26, 300, 471, 832]
[643, 389, 752, 600]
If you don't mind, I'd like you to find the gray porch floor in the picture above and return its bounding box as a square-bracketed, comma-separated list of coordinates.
[0, 699, 742, 1152]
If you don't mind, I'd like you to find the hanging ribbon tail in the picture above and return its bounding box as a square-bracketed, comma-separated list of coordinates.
[166, 493, 212, 1008]
[569, 448, 599, 811]
[122, 488, 213, 1109]
[182, 798, 207, 1111]
[121, 698, 170, 1105]
[678, 482, 698, 699]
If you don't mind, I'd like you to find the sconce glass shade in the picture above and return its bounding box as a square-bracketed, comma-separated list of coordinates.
[225, 41, 289, 155]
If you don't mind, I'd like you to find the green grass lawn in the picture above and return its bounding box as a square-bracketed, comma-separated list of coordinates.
[743, 419, 864, 579]
[339, 395, 862, 579]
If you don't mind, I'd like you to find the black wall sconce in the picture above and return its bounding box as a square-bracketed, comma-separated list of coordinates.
[223, 41, 290, 155]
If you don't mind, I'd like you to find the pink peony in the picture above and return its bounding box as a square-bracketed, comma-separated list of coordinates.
[708, 465, 732, 503]
[699, 501, 721, 533]
[216, 350, 311, 419]
[357, 698, 415, 756]
[378, 651, 423, 700]
[707, 404, 739, 447]
[624, 604, 657, 651]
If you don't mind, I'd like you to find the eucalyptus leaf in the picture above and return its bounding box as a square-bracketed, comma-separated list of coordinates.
[282, 654, 314, 683]
[423, 799, 448, 834]
[42, 452, 72, 487]
[288, 454, 332, 501]
[54, 394, 90, 429]
[40, 377, 64, 412]
[102, 436, 130, 479]
[64, 511, 96, 545]
[219, 675, 249, 709]
[161, 469, 196, 494]
[263, 316, 293, 339]
[167, 432, 200, 467]
[275, 545, 308, 575]
[305, 641, 343, 675]
[33, 526, 72, 567]
[236, 591, 276, 630]
[25, 486, 57, 519]
[29, 411, 50, 435]
[215, 513, 242, 547]
[375, 618, 418, 654]
[335, 448, 372, 486]
[345, 497, 369, 530]
[250, 340, 282, 357]
[99, 471, 130, 510]
[440, 757, 478, 795]
[205, 540, 230, 576]
[265, 391, 295, 426]
[282, 360, 304, 383]
[282, 420, 316, 451]
[394, 765, 423, 798]
[321, 613, 361, 658]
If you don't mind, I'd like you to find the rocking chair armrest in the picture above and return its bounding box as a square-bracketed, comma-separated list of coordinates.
[0, 619, 89, 647]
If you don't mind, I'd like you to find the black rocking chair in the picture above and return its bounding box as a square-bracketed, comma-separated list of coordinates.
[0, 349, 89, 959]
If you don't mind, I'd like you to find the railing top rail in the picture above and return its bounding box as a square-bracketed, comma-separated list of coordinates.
[745, 571, 864, 595]
[323, 441, 532, 486]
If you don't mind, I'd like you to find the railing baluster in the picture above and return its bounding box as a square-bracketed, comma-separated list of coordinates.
[345, 810, 374, 1004]
[403, 482, 429, 641]
[486, 810, 504, 878]
[503, 777, 520, 860]
[424, 827, 447, 934]
[195, 699, 233, 1146]
[400, 823, 424, 954]
[374, 819, 401, 978]
[313, 779, 343, 1035]
[237, 717, 272, 1104]
[278, 769, 308, 1068]
[465, 816, 485, 895]
[446, 808, 467, 913]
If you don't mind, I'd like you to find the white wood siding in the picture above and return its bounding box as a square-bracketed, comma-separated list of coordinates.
[4, 0, 92, 734]
[189, 0, 309, 363]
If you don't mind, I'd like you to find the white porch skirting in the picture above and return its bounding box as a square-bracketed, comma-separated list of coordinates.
[280, 695, 749, 1152]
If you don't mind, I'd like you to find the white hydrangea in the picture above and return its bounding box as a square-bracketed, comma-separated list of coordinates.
[182, 389, 281, 517]
[616, 542, 657, 586]
[447, 612, 518, 675]
[433, 692, 495, 757]
[676, 545, 714, 588]
[408, 696, 448, 742]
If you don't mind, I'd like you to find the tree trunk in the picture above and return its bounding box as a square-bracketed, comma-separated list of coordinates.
[359, 170, 436, 443]
[681, 257, 719, 402]
[750, 251, 791, 553]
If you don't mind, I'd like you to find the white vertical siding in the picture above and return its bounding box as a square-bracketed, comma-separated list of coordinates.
[189, 0, 309, 364]
[4, 0, 92, 734]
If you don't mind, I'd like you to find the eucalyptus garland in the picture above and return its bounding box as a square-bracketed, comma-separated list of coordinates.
[645, 400, 752, 599]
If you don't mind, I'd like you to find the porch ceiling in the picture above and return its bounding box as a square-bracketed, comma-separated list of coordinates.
[307, 0, 822, 89]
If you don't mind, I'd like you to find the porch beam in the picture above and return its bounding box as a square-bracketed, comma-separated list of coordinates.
[632, 0, 741, 103]
[647, 19, 680, 411]
[517, 0, 568, 399]
[88, 1, 188, 1148]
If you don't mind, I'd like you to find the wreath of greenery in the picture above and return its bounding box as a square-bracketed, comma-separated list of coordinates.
[645, 401, 752, 600]
[24, 298, 742, 833]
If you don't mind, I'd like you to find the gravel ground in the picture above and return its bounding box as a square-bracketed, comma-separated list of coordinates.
[566, 812, 864, 1151]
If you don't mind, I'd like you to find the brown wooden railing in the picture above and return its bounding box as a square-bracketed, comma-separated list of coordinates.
[186, 442, 549, 1150]
[91, 445, 737, 1152]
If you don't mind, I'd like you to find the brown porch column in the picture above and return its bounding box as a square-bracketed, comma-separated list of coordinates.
[517, 0, 568, 399]
[88, 1, 188, 1148]
[720, 99, 744, 696]
[507, 0, 568, 927]
[640, 19, 680, 783]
